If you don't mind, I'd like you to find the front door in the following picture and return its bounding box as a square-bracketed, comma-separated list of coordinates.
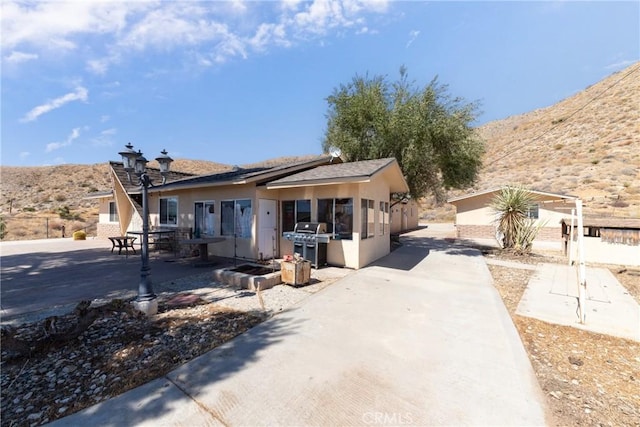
[258, 199, 277, 260]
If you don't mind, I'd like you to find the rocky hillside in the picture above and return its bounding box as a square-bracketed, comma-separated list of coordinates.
[471, 62, 640, 218]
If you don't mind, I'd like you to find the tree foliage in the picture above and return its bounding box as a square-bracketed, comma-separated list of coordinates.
[322, 67, 484, 202]
[0, 216, 6, 240]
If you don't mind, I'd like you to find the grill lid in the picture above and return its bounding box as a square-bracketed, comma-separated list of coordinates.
[294, 222, 327, 234]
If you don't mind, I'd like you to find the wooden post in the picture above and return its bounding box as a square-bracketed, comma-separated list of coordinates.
[568, 208, 575, 266]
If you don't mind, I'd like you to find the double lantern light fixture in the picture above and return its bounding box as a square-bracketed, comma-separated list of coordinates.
[117, 143, 173, 315]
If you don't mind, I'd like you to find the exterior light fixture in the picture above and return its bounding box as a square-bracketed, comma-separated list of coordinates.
[117, 143, 173, 315]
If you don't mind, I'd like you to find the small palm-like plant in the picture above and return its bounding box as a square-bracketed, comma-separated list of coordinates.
[490, 186, 540, 253]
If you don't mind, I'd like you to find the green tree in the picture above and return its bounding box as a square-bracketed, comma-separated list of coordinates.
[0, 216, 6, 240]
[322, 66, 484, 202]
[490, 186, 545, 253]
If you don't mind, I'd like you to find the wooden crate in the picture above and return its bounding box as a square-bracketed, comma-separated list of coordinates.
[281, 260, 311, 285]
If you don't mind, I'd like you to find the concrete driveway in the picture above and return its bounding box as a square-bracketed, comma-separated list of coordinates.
[0, 238, 228, 324]
[49, 227, 550, 426]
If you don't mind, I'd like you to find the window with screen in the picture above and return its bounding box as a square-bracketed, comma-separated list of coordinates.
[109, 201, 118, 222]
[159, 197, 178, 225]
[221, 199, 252, 238]
[282, 199, 311, 232]
[318, 198, 352, 239]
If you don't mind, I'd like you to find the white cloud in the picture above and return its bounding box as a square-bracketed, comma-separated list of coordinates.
[605, 59, 636, 70]
[5, 1, 391, 74]
[4, 51, 38, 64]
[91, 128, 118, 147]
[100, 115, 110, 123]
[19, 151, 30, 159]
[46, 127, 81, 152]
[1, 1, 149, 52]
[21, 87, 88, 122]
[406, 30, 420, 48]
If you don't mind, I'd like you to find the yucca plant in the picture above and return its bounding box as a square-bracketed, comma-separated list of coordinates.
[490, 186, 540, 252]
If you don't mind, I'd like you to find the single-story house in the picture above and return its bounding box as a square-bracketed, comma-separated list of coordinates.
[448, 187, 578, 250]
[92, 156, 418, 269]
[561, 217, 640, 266]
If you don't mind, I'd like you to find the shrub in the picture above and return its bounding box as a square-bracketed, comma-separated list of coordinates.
[73, 230, 86, 240]
[57, 206, 82, 221]
[0, 217, 6, 240]
[55, 194, 67, 202]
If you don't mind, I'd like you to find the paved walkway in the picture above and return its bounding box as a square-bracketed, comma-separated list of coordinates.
[517, 263, 640, 342]
[49, 228, 550, 426]
[0, 238, 231, 325]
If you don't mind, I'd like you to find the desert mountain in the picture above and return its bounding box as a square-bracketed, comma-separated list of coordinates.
[469, 61, 640, 218]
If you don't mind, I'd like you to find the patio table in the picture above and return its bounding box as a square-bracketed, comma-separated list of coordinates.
[108, 236, 137, 255]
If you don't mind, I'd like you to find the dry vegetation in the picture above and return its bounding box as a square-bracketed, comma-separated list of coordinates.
[484, 250, 640, 426]
[422, 62, 640, 220]
[466, 62, 640, 218]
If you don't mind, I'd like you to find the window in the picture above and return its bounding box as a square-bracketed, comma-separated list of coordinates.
[159, 197, 178, 226]
[109, 201, 118, 222]
[318, 198, 352, 239]
[526, 205, 539, 219]
[282, 199, 311, 232]
[221, 199, 252, 238]
[379, 201, 389, 235]
[361, 199, 375, 239]
[194, 201, 215, 237]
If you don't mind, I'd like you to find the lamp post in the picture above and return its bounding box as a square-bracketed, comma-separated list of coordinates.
[118, 143, 173, 315]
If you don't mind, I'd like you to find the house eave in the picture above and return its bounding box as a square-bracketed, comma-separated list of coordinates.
[266, 176, 370, 189]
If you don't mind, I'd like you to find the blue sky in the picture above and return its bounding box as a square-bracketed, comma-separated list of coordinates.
[1, 1, 638, 167]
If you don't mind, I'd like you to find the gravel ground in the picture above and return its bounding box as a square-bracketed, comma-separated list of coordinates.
[486, 251, 640, 427]
[0, 266, 352, 427]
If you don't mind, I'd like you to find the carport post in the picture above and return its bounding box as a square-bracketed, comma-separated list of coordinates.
[576, 199, 587, 324]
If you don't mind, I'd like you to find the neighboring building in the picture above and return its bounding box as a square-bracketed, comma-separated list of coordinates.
[389, 198, 420, 234]
[92, 156, 412, 269]
[562, 217, 640, 266]
[448, 187, 578, 250]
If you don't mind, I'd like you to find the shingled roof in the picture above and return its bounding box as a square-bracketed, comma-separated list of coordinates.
[156, 155, 335, 191]
[109, 161, 196, 193]
[266, 157, 408, 193]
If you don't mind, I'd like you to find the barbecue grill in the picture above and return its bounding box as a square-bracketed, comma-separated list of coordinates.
[283, 222, 331, 268]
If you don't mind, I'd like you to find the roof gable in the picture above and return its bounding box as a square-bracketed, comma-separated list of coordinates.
[448, 186, 577, 204]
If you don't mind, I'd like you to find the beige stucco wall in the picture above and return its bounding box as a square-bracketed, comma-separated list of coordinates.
[101, 166, 407, 268]
[453, 192, 574, 245]
[146, 184, 259, 260]
[390, 200, 419, 234]
[567, 236, 640, 266]
[267, 176, 393, 269]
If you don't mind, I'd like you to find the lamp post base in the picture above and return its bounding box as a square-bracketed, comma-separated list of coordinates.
[133, 298, 158, 316]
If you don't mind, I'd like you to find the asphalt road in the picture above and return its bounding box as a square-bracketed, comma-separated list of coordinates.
[0, 238, 223, 324]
